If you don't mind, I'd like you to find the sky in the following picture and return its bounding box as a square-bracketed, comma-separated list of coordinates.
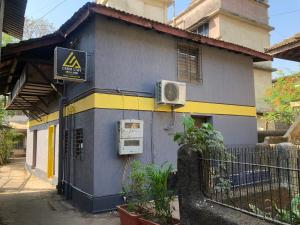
[25, 0, 300, 77]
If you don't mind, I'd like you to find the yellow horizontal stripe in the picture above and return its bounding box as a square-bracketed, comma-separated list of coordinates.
[29, 93, 256, 128]
[28, 111, 59, 127]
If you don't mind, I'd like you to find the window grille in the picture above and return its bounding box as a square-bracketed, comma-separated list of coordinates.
[177, 44, 202, 84]
[73, 128, 84, 160]
[64, 130, 69, 154]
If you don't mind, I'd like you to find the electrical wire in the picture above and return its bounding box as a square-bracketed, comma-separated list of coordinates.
[39, 0, 69, 19]
[270, 9, 300, 17]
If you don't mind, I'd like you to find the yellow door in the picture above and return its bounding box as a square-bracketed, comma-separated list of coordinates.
[47, 125, 55, 179]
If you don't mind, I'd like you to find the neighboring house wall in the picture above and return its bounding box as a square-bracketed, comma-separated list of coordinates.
[96, 0, 171, 23]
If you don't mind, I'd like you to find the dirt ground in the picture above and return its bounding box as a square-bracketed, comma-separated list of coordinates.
[0, 158, 120, 225]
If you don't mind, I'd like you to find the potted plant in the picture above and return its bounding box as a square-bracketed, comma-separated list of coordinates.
[118, 160, 148, 225]
[138, 163, 180, 225]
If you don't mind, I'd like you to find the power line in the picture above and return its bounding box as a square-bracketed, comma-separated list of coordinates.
[39, 0, 69, 19]
[270, 9, 300, 17]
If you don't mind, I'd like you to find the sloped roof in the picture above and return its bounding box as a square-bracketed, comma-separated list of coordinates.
[266, 33, 300, 62]
[3, 0, 27, 39]
[2, 2, 272, 62]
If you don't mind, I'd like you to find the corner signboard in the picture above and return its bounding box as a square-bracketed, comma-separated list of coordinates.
[54, 47, 87, 82]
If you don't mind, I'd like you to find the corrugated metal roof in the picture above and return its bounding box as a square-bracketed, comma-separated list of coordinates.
[3, 0, 27, 39]
[267, 33, 300, 52]
[2, 2, 272, 62]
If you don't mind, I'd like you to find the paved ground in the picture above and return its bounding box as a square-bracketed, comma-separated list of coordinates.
[0, 158, 120, 225]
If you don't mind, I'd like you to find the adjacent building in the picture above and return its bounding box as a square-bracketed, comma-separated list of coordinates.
[96, 0, 173, 23]
[0, 3, 271, 212]
[172, 0, 274, 131]
[267, 33, 300, 144]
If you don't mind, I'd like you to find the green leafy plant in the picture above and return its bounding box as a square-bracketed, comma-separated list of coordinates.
[174, 115, 225, 156]
[122, 160, 148, 214]
[145, 163, 175, 225]
[0, 98, 18, 165]
[249, 194, 300, 224]
[264, 74, 300, 125]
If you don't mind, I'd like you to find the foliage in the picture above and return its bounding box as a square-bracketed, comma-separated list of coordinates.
[1, 33, 19, 47]
[249, 194, 300, 224]
[123, 160, 148, 213]
[0, 98, 18, 165]
[23, 17, 56, 40]
[173, 115, 225, 156]
[123, 161, 176, 224]
[264, 74, 300, 125]
[145, 163, 175, 225]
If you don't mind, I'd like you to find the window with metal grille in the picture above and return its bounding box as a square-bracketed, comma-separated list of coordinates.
[64, 130, 69, 154]
[73, 128, 84, 160]
[177, 44, 202, 84]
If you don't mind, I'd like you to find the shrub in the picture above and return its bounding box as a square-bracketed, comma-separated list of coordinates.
[123, 160, 148, 213]
[146, 163, 175, 225]
[173, 115, 225, 156]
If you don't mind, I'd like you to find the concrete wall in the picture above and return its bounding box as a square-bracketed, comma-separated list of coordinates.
[218, 14, 270, 52]
[26, 122, 59, 185]
[94, 16, 255, 106]
[254, 68, 272, 113]
[97, 0, 171, 23]
[221, 0, 269, 25]
[173, 0, 220, 29]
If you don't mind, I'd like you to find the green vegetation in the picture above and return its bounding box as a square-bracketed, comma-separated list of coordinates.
[123, 161, 175, 225]
[249, 194, 300, 224]
[146, 163, 175, 225]
[0, 98, 18, 165]
[173, 114, 225, 156]
[122, 160, 148, 213]
[264, 73, 300, 125]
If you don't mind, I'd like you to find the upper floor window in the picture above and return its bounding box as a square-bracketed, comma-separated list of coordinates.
[193, 22, 209, 36]
[177, 44, 202, 84]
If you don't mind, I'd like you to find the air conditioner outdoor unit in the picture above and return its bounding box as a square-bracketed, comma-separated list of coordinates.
[155, 80, 186, 105]
[117, 120, 144, 155]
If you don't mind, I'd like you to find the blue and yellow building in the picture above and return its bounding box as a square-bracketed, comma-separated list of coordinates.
[0, 3, 271, 212]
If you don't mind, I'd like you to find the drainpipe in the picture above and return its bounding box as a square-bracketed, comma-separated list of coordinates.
[57, 85, 67, 195]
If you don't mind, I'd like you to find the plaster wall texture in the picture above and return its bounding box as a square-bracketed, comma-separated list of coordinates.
[96, 0, 170, 23]
[218, 14, 270, 51]
[94, 16, 255, 106]
[220, 0, 269, 25]
[254, 68, 272, 113]
[35, 129, 48, 173]
[26, 129, 33, 166]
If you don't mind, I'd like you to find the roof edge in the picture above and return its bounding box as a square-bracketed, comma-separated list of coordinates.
[2, 2, 272, 62]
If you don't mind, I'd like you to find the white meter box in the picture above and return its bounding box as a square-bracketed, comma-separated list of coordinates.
[117, 120, 144, 155]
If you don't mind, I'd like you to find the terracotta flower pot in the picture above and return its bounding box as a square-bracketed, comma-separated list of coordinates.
[139, 217, 180, 225]
[117, 205, 141, 225]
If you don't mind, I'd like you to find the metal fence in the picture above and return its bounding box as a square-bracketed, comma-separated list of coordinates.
[201, 145, 300, 225]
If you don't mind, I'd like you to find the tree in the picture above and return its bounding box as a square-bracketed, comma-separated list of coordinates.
[264, 73, 300, 125]
[0, 98, 18, 165]
[1, 33, 18, 47]
[23, 17, 56, 40]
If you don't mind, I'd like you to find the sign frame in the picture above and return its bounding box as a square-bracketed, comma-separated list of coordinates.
[54, 47, 87, 82]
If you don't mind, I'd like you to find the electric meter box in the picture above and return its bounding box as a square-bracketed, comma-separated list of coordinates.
[117, 120, 144, 155]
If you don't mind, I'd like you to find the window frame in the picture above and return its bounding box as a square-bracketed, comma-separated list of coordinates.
[177, 43, 203, 85]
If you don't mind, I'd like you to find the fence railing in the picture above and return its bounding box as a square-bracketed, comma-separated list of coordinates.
[201, 145, 300, 225]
